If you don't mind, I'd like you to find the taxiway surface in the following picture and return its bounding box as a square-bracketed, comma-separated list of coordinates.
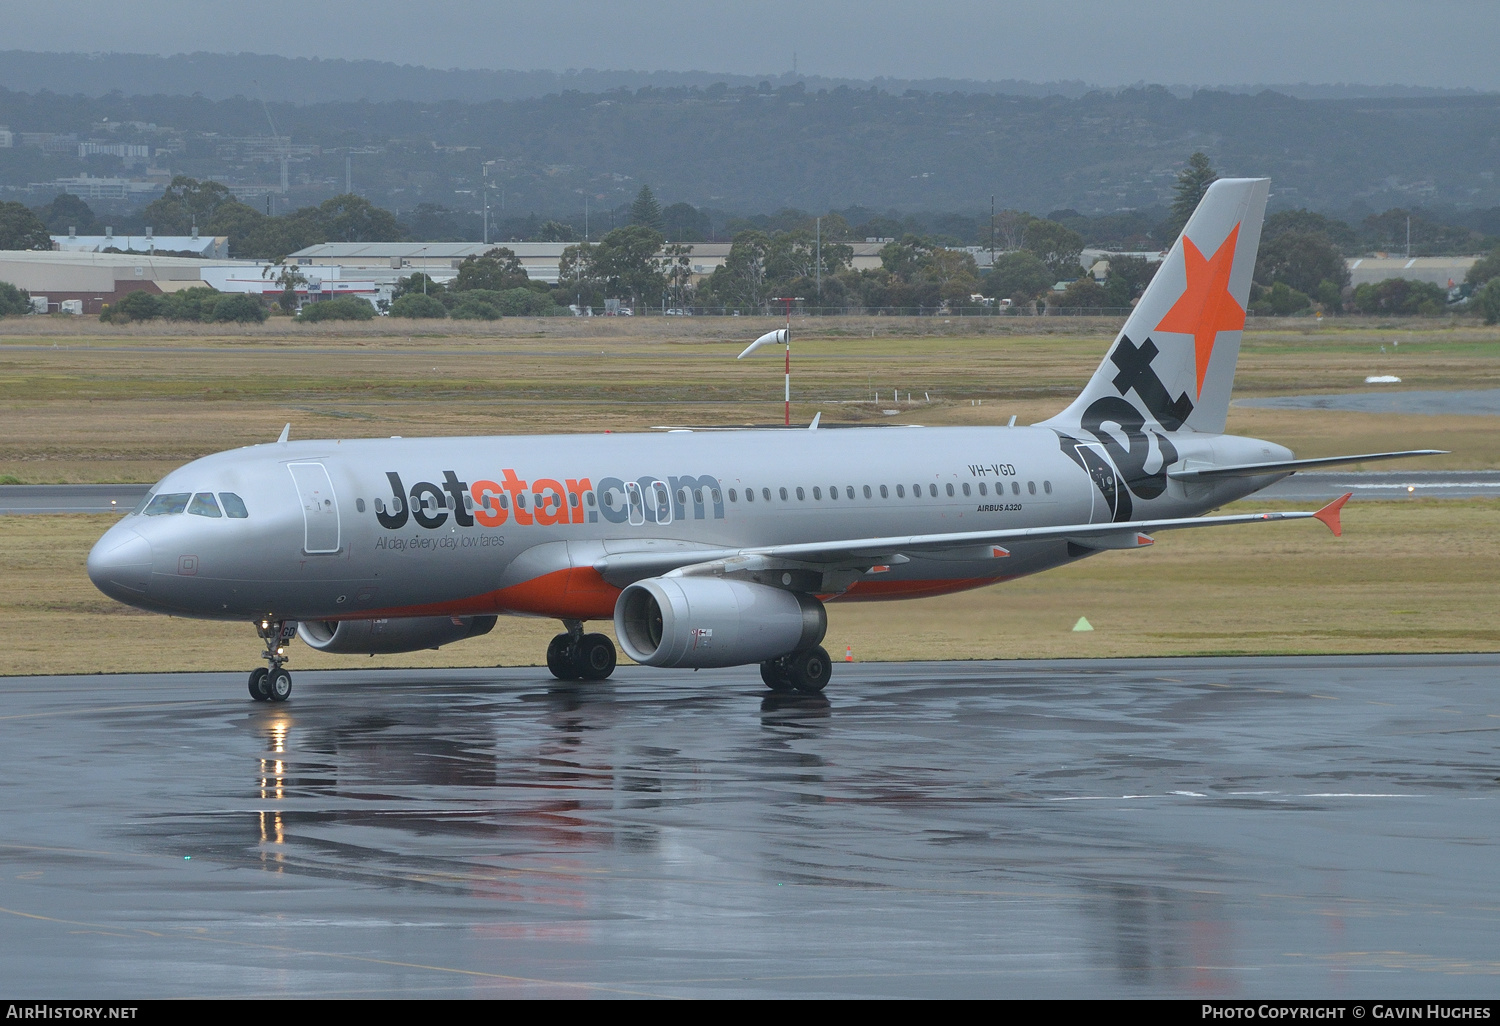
[2, 656, 1498, 998]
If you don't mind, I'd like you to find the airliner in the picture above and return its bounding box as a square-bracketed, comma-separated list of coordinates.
[87, 179, 1437, 701]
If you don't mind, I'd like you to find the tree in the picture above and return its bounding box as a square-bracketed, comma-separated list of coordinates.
[535, 220, 578, 243]
[263, 261, 308, 313]
[1262, 209, 1357, 253]
[662, 202, 709, 242]
[1255, 230, 1350, 296]
[138, 177, 238, 235]
[33, 194, 102, 235]
[0, 281, 31, 316]
[983, 251, 1053, 303]
[389, 293, 448, 318]
[1101, 255, 1158, 307]
[1466, 247, 1500, 289]
[0, 202, 53, 250]
[1051, 276, 1109, 309]
[392, 272, 442, 300]
[629, 186, 665, 234]
[314, 194, 405, 244]
[1021, 219, 1085, 279]
[453, 247, 527, 291]
[1476, 278, 1500, 325]
[992, 209, 1032, 251]
[1167, 152, 1218, 241]
[591, 225, 666, 307]
[703, 230, 772, 312]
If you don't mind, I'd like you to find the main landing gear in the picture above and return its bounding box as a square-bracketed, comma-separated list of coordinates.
[546, 620, 617, 681]
[249, 619, 297, 703]
[759, 646, 833, 694]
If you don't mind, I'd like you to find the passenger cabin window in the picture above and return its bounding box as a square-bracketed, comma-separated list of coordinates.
[1012, 481, 1021, 496]
[356, 498, 366, 513]
[796, 487, 805, 501]
[896, 484, 905, 497]
[143, 492, 191, 516]
[880, 485, 889, 498]
[978, 482, 987, 496]
[585, 492, 595, 507]
[220, 492, 249, 518]
[745, 488, 754, 503]
[779, 487, 788, 501]
[728, 488, 738, 502]
[812, 486, 822, 500]
[929, 483, 938, 497]
[962, 483, 971, 496]
[187, 492, 221, 518]
[846, 486, 854, 499]
[1044, 481, 1052, 494]
[946, 483, 955, 497]
[1028, 481, 1037, 495]
[864, 485, 873, 499]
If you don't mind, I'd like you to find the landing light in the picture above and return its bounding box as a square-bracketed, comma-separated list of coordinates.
[1408, 485, 1416, 493]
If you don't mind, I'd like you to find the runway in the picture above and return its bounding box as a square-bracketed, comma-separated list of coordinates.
[3, 656, 1498, 998]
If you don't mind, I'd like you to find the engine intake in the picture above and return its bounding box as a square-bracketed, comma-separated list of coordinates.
[614, 577, 825, 668]
[298, 615, 496, 655]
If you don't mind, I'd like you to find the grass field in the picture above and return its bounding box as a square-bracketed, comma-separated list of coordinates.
[2, 313, 1496, 674]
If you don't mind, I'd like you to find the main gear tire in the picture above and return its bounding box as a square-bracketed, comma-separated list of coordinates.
[788, 646, 832, 694]
[575, 633, 617, 681]
[760, 657, 796, 693]
[546, 634, 575, 680]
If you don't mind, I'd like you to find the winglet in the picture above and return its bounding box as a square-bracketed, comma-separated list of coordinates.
[277, 423, 291, 444]
[1313, 492, 1352, 537]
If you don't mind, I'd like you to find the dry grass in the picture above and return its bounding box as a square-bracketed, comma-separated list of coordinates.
[1, 315, 1497, 483]
[6, 499, 1497, 676]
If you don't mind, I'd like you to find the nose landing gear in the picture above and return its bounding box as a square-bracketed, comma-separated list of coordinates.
[249, 619, 297, 702]
[546, 620, 617, 681]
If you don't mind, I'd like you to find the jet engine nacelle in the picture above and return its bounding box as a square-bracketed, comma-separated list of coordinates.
[297, 615, 497, 655]
[614, 577, 826, 668]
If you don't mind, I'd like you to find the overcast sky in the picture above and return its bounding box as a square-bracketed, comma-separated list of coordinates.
[3, 0, 1497, 90]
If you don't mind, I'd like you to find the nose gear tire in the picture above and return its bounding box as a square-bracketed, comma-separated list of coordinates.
[248, 667, 270, 701]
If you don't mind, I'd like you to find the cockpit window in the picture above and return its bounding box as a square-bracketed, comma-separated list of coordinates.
[131, 492, 154, 515]
[187, 492, 222, 518]
[219, 492, 249, 519]
[142, 492, 191, 516]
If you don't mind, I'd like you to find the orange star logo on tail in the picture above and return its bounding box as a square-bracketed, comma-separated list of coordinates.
[1155, 223, 1245, 397]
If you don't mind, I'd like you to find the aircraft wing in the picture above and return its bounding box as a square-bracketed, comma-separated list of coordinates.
[595, 495, 1351, 584]
[1168, 450, 1445, 480]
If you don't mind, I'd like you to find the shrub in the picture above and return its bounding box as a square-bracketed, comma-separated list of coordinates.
[210, 293, 269, 323]
[1351, 278, 1448, 315]
[389, 293, 448, 319]
[449, 296, 501, 320]
[0, 280, 30, 316]
[158, 287, 222, 322]
[296, 296, 375, 322]
[109, 290, 163, 322]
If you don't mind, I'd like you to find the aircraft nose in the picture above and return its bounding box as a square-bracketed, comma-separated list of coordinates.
[87, 527, 154, 599]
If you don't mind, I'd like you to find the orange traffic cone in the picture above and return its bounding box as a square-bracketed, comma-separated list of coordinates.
[844, 645, 853, 662]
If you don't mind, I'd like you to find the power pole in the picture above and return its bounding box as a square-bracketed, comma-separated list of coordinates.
[815, 216, 821, 306]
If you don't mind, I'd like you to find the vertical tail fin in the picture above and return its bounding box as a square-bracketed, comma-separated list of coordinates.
[1042, 177, 1269, 436]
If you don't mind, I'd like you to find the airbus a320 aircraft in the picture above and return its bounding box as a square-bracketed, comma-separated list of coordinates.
[88, 179, 1438, 702]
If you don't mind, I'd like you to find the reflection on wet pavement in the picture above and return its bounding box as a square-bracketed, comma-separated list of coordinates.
[2, 655, 1499, 997]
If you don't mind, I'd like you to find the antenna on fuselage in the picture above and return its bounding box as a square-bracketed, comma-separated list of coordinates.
[277, 423, 291, 444]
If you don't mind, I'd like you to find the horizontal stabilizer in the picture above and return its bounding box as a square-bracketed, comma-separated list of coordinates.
[1168, 449, 1445, 480]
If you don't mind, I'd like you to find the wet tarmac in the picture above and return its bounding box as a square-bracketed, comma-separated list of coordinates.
[2, 655, 1499, 998]
[1239, 388, 1500, 417]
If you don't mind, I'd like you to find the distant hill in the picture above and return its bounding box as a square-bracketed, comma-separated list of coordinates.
[1, 71, 1497, 219]
[0, 50, 1488, 105]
